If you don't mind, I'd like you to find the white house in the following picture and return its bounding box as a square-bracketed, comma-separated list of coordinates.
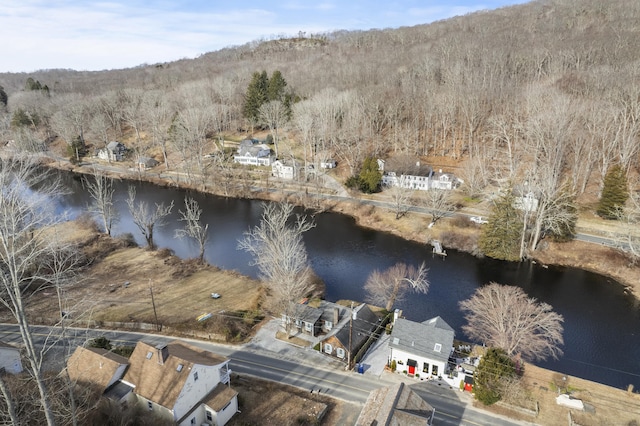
[67, 340, 238, 426]
[378, 158, 461, 191]
[122, 341, 238, 426]
[271, 159, 298, 180]
[0, 341, 23, 374]
[430, 170, 463, 190]
[97, 141, 127, 162]
[233, 140, 274, 166]
[388, 316, 455, 379]
[514, 190, 539, 212]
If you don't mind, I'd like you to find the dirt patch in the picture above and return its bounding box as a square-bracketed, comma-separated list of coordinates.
[228, 374, 359, 426]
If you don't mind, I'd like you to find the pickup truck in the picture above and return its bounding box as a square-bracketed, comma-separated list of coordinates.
[470, 216, 488, 224]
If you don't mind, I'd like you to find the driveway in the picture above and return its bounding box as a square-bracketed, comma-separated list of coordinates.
[358, 332, 392, 377]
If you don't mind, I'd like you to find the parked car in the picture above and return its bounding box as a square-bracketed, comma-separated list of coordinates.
[470, 216, 488, 224]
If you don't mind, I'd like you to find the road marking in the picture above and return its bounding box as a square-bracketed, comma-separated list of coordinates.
[230, 357, 370, 395]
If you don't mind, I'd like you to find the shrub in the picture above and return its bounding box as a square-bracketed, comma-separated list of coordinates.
[390, 360, 397, 372]
[117, 233, 137, 247]
[88, 336, 112, 350]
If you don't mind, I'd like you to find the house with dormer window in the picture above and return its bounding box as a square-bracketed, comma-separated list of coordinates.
[233, 140, 274, 166]
[122, 341, 237, 426]
[388, 316, 455, 379]
[66, 340, 238, 426]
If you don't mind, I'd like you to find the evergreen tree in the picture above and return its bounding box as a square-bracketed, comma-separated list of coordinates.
[0, 85, 7, 107]
[267, 70, 287, 101]
[242, 71, 269, 128]
[474, 347, 517, 405]
[25, 77, 42, 91]
[11, 108, 39, 128]
[479, 192, 522, 261]
[597, 165, 628, 220]
[357, 157, 382, 193]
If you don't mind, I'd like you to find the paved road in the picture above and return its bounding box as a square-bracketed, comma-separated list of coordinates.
[0, 323, 529, 425]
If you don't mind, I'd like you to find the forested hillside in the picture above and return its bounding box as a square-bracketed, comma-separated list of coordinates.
[1, 0, 639, 205]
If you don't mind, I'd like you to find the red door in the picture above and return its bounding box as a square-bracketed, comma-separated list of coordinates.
[408, 365, 416, 375]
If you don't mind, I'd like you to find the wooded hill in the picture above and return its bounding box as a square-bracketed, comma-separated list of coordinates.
[1, 0, 639, 205]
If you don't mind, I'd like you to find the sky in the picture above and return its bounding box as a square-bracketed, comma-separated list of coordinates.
[1, 0, 529, 73]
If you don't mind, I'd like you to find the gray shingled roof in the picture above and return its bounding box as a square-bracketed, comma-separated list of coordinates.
[333, 304, 379, 350]
[389, 316, 455, 364]
[289, 303, 323, 324]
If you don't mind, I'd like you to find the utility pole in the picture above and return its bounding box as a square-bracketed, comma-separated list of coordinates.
[149, 280, 160, 331]
[347, 301, 353, 370]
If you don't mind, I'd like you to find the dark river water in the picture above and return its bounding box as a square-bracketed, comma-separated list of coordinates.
[58, 173, 640, 390]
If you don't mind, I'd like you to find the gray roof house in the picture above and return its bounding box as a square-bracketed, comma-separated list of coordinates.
[389, 316, 455, 378]
[137, 156, 159, 170]
[233, 140, 274, 166]
[97, 141, 127, 162]
[321, 304, 380, 364]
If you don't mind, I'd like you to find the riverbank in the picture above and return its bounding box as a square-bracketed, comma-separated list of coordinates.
[41, 153, 640, 301]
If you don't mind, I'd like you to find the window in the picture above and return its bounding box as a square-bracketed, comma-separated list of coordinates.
[432, 365, 438, 376]
[193, 372, 198, 381]
[147, 401, 153, 411]
[176, 364, 183, 372]
[324, 343, 332, 354]
[423, 363, 429, 373]
[434, 343, 442, 352]
[324, 320, 333, 330]
[336, 348, 345, 359]
[146, 351, 153, 360]
[190, 418, 196, 425]
[206, 411, 213, 421]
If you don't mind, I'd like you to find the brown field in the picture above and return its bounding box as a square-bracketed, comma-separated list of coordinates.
[19, 221, 264, 341]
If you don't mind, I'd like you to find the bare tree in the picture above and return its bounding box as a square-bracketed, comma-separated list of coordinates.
[125, 186, 174, 249]
[613, 180, 640, 265]
[84, 168, 118, 236]
[459, 282, 564, 361]
[238, 202, 315, 335]
[0, 373, 18, 425]
[364, 262, 429, 311]
[142, 91, 175, 170]
[175, 196, 209, 263]
[0, 157, 79, 426]
[385, 180, 414, 220]
[259, 100, 288, 158]
[415, 188, 457, 227]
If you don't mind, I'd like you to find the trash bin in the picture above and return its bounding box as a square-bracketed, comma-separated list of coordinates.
[358, 364, 364, 374]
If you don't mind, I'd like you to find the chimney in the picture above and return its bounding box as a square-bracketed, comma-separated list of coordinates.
[333, 307, 339, 324]
[155, 343, 169, 365]
[394, 308, 400, 322]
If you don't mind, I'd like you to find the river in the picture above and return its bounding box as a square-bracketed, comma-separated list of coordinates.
[58, 173, 640, 390]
